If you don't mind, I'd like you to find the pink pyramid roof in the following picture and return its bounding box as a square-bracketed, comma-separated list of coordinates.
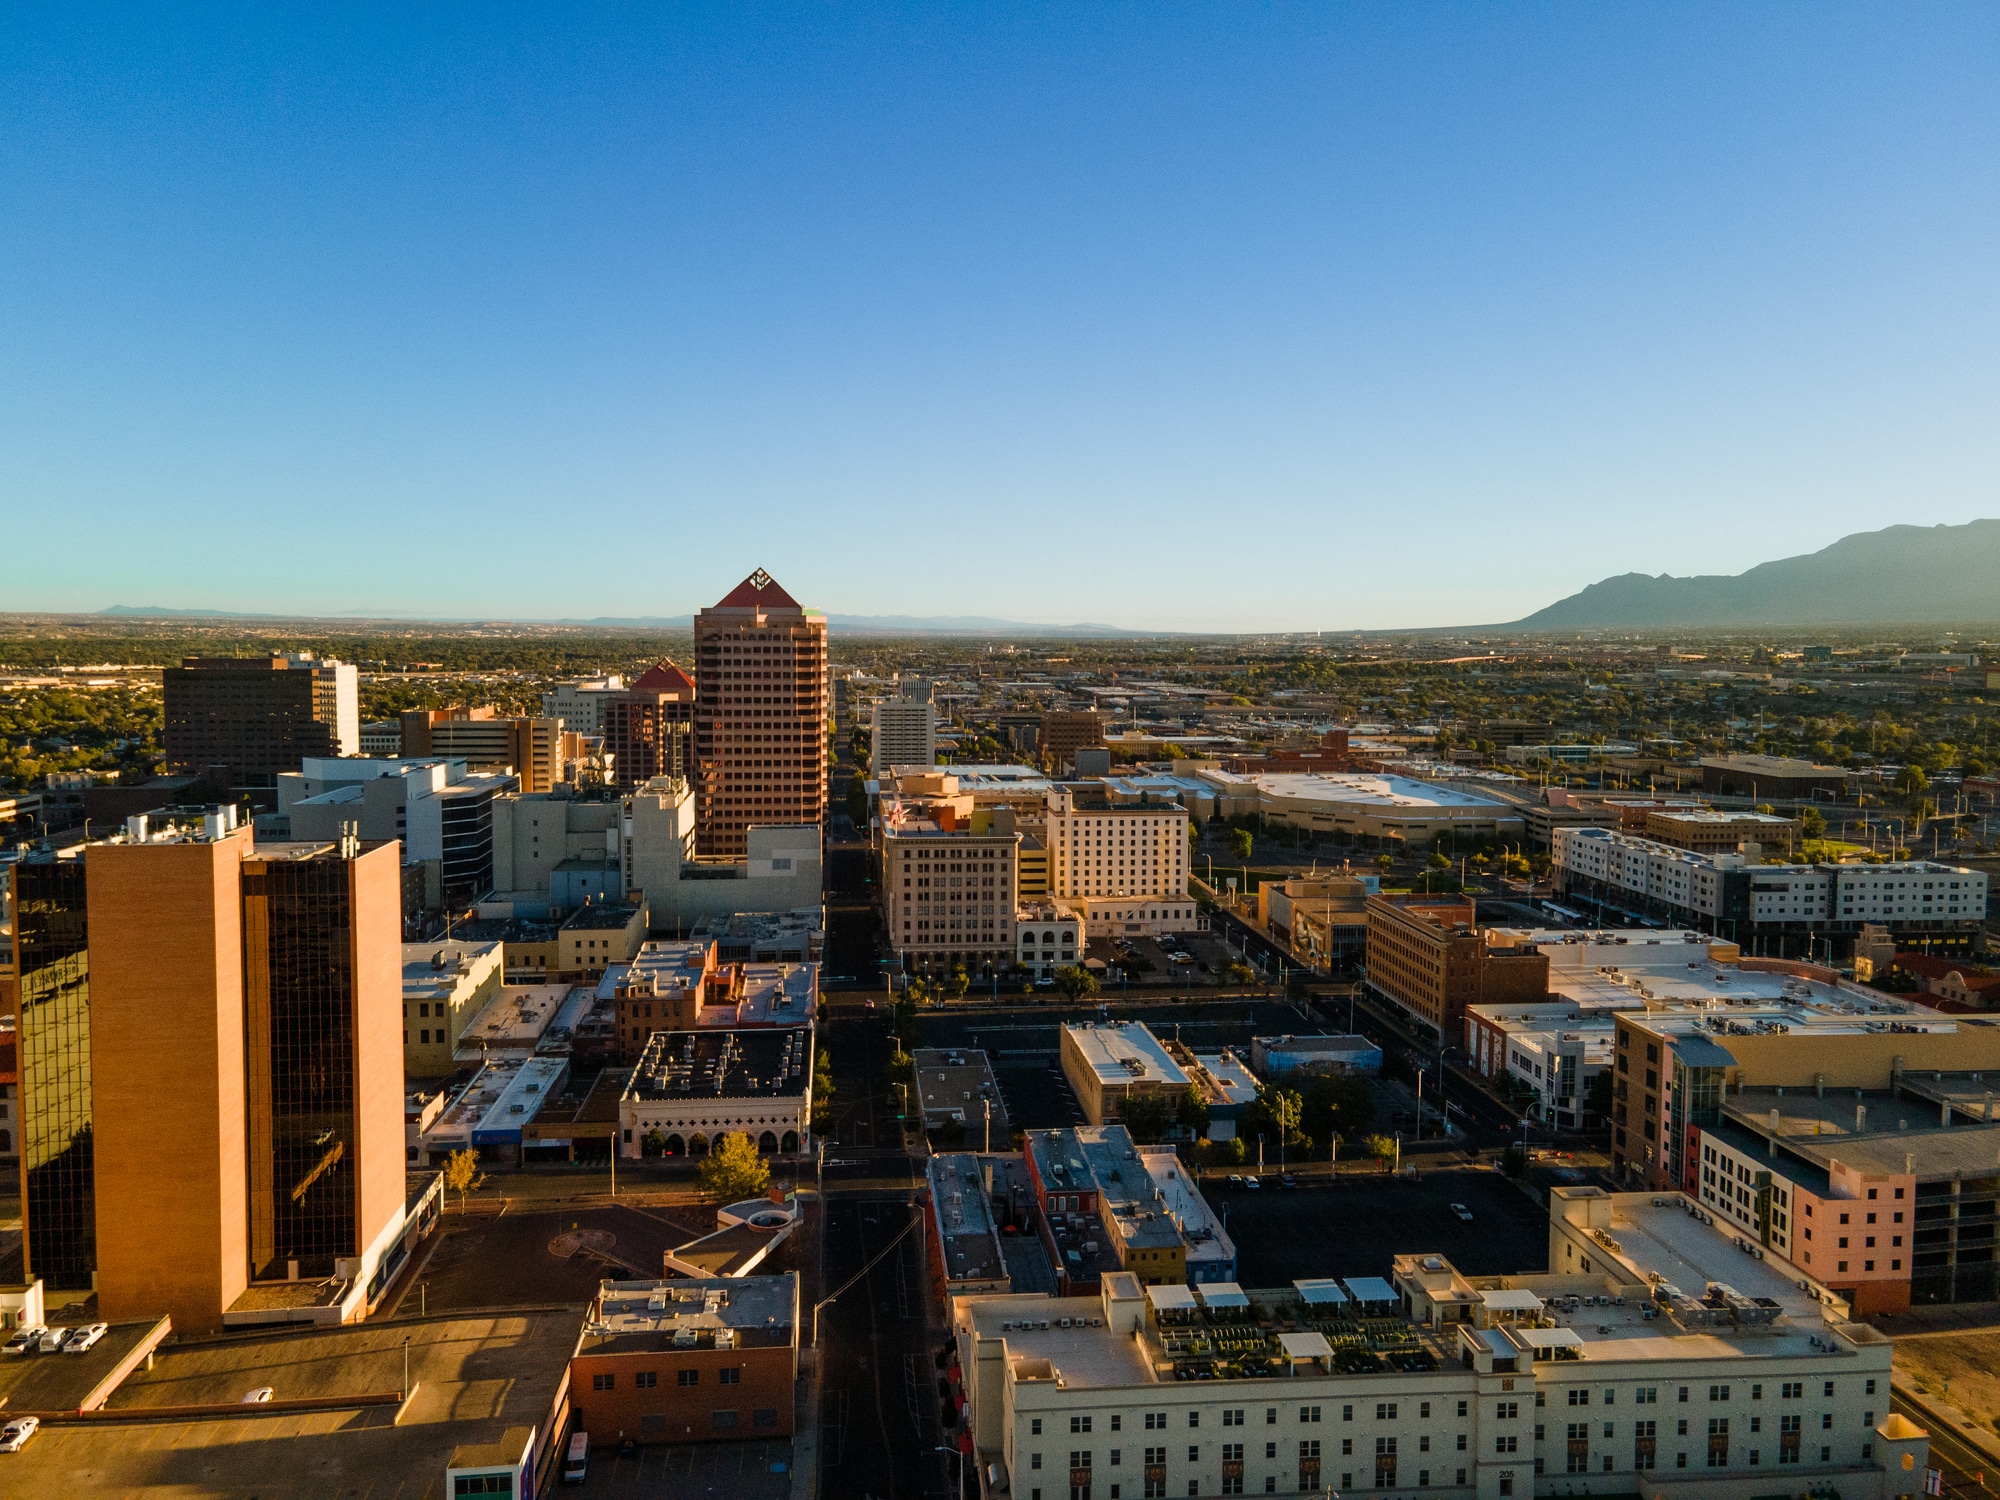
[713, 568, 801, 610]
[631, 660, 696, 696]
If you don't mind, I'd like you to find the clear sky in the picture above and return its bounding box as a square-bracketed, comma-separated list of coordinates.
[3, 6, 1996, 631]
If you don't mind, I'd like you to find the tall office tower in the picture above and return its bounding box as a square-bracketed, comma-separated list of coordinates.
[870, 676, 937, 775]
[162, 655, 360, 789]
[237, 839, 403, 1289]
[6, 822, 404, 1335]
[604, 661, 697, 791]
[10, 856, 94, 1292]
[693, 571, 829, 858]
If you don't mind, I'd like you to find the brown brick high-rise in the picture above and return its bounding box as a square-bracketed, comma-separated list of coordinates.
[693, 571, 827, 858]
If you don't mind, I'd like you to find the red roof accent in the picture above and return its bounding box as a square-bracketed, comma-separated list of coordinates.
[631, 660, 696, 696]
[713, 568, 800, 610]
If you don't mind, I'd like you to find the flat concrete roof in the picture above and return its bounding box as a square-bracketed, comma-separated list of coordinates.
[913, 1047, 1009, 1131]
[0, 1311, 581, 1497]
[1062, 1021, 1188, 1087]
[1199, 770, 1511, 811]
[0, 1318, 167, 1414]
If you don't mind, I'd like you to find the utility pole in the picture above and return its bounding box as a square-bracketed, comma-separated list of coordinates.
[983, 1096, 992, 1155]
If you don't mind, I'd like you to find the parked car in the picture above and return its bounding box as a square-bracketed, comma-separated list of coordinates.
[0, 1416, 40, 1453]
[1, 1326, 44, 1357]
[240, 1387, 275, 1404]
[1279, 1175, 1298, 1190]
[1450, 1203, 1474, 1221]
[1226, 1174, 1244, 1188]
[63, 1323, 108, 1354]
[1244, 1176, 1262, 1191]
[35, 1328, 68, 1354]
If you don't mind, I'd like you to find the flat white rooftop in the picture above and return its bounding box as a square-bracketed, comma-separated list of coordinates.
[1200, 770, 1511, 811]
[1064, 1022, 1189, 1087]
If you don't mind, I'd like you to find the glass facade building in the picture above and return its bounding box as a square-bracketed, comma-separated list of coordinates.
[243, 853, 360, 1280]
[11, 858, 96, 1290]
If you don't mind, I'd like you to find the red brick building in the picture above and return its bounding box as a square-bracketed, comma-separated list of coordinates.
[569, 1274, 798, 1446]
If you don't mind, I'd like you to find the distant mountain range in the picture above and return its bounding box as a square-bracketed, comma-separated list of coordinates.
[1513, 520, 2000, 628]
[98, 605, 1146, 636]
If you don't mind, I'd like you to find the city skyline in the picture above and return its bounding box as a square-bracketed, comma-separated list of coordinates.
[4, 8, 1997, 630]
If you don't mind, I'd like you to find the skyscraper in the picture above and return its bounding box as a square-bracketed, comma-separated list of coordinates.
[693, 571, 828, 858]
[5, 821, 405, 1334]
[162, 655, 361, 789]
[604, 660, 697, 791]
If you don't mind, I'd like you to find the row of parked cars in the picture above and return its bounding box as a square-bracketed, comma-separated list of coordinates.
[3, 1322, 108, 1356]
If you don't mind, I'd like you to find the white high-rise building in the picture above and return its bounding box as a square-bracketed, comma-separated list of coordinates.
[540, 674, 626, 737]
[872, 676, 938, 774]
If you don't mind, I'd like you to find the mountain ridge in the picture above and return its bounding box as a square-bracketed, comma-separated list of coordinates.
[1512, 520, 2000, 628]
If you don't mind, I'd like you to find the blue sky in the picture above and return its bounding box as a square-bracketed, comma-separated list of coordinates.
[3, 5, 1996, 631]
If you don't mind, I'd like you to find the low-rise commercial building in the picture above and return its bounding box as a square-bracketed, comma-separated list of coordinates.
[419, 1056, 570, 1167]
[929, 1151, 1015, 1297]
[914, 1047, 1010, 1140]
[401, 938, 504, 1077]
[1015, 904, 1082, 977]
[619, 1026, 814, 1158]
[1644, 809, 1800, 857]
[1061, 1021, 1194, 1127]
[570, 1275, 798, 1446]
[453, 981, 572, 1063]
[1168, 1045, 1260, 1140]
[1257, 874, 1374, 971]
[560, 899, 649, 980]
[1700, 755, 1849, 800]
[1248, 1032, 1383, 1079]
[1023, 1125, 1234, 1291]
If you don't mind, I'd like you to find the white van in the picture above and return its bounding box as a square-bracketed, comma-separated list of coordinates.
[563, 1430, 589, 1484]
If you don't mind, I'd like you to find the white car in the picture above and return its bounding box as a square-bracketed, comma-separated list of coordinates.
[241, 1387, 275, 1404]
[1244, 1176, 1262, 1191]
[2, 1326, 44, 1357]
[0, 1416, 40, 1452]
[63, 1322, 108, 1354]
[36, 1328, 68, 1354]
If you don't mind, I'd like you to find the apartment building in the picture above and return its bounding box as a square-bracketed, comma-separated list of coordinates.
[6, 819, 408, 1335]
[1060, 1022, 1194, 1127]
[1607, 967, 2000, 1209]
[872, 675, 938, 774]
[951, 1188, 1922, 1500]
[694, 571, 829, 859]
[401, 939, 503, 1078]
[604, 661, 697, 791]
[1048, 786, 1196, 937]
[162, 655, 360, 789]
[1364, 897, 1549, 1040]
[1553, 827, 1987, 955]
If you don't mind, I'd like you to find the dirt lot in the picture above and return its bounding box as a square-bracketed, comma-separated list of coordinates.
[1892, 1327, 2000, 1439]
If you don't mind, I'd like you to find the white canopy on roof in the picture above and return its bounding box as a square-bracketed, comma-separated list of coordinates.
[1479, 1288, 1545, 1313]
[1147, 1284, 1199, 1312]
[1278, 1331, 1333, 1360]
[1294, 1278, 1350, 1305]
[1514, 1326, 1584, 1349]
[1343, 1276, 1399, 1305]
[1199, 1282, 1249, 1309]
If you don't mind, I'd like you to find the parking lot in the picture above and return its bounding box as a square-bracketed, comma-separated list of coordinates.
[569, 1435, 793, 1500]
[411, 1200, 730, 1312]
[1208, 1167, 1549, 1287]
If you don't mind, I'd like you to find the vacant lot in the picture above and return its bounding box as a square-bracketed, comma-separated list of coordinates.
[1893, 1329, 2000, 1439]
[1211, 1167, 1549, 1286]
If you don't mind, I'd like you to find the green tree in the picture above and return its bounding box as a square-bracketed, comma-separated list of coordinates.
[946, 963, 971, 1000]
[641, 1127, 668, 1157]
[1300, 1074, 1375, 1145]
[1054, 965, 1100, 1003]
[443, 1147, 486, 1213]
[1898, 764, 1931, 800]
[1376, 854, 1395, 873]
[1117, 1093, 1172, 1143]
[698, 1131, 772, 1201]
[1800, 805, 1827, 840]
[1243, 1086, 1308, 1152]
[813, 1046, 836, 1110]
[1228, 827, 1255, 862]
[1176, 1089, 1211, 1140]
[1364, 1133, 1398, 1170]
[1225, 960, 1256, 986]
[1202, 1135, 1247, 1168]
